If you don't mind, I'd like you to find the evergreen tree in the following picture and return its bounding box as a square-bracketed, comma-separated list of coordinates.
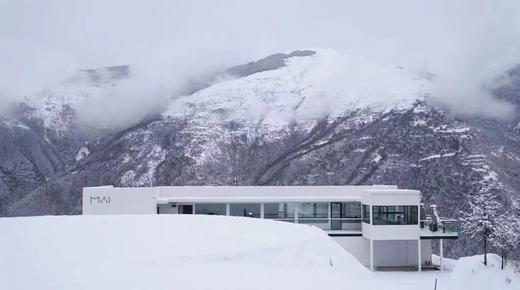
[490, 211, 520, 269]
[460, 177, 502, 266]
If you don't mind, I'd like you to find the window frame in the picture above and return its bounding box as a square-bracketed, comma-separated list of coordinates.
[372, 205, 418, 225]
[362, 204, 371, 224]
[229, 203, 261, 218]
[194, 203, 227, 216]
[342, 202, 362, 218]
[298, 202, 329, 224]
[263, 203, 295, 220]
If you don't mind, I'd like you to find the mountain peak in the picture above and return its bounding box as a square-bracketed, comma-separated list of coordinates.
[165, 49, 428, 126]
[71, 65, 131, 85]
[226, 50, 316, 78]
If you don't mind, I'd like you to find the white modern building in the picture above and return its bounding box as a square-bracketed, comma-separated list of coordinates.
[82, 185, 458, 271]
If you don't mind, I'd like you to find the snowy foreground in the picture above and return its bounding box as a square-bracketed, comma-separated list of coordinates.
[0, 215, 518, 290]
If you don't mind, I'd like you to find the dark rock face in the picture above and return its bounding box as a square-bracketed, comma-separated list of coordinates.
[0, 53, 519, 261]
[226, 50, 316, 77]
[75, 65, 131, 85]
[493, 64, 520, 106]
[0, 118, 65, 213]
[177, 50, 318, 96]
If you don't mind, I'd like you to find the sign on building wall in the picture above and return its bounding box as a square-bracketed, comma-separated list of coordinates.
[89, 196, 111, 204]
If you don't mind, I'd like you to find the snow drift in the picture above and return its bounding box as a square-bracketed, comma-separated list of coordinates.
[450, 254, 519, 290]
[1, 215, 519, 290]
[0, 215, 375, 290]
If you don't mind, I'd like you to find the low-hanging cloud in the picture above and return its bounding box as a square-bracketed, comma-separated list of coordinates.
[1, 0, 519, 127]
[422, 1, 520, 119]
[0, 42, 78, 114]
[73, 46, 234, 128]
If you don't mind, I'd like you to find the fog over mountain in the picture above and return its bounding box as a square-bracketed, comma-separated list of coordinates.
[1, 0, 520, 260]
[2, 0, 520, 124]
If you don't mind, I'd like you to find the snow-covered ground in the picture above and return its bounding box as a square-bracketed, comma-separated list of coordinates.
[450, 254, 519, 290]
[374, 253, 519, 290]
[0, 215, 518, 290]
[0, 215, 374, 290]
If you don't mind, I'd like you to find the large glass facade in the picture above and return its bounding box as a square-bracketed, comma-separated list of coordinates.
[298, 203, 328, 223]
[194, 203, 226, 215]
[189, 202, 417, 227]
[372, 206, 418, 225]
[362, 204, 370, 224]
[342, 202, 361, 218]
[230, 203, 261, 218]
[264, 203, 295, 220]
[178, 204, 193, 214]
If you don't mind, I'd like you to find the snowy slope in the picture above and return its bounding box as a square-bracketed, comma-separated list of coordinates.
[165, 49, 429, 126]
[23, 86, 93, 131]
[162, 49, 430, 165]
[16, 65, 129, 132]
[1, 215, 519, 290]
[0, 215, 375, 290]
[450, 254, 519, 290]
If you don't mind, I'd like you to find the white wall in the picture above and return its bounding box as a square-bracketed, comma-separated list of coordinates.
[362, 223, 420, 240]
[82, 187, 158, 215]
[332, 236, 370, 266]
[374, 240, 416, 267]
[421, 240, 432, 265]
[341, 222, 362, 230]
[373, 240, 432, 267]
[362, 190, 420, 205]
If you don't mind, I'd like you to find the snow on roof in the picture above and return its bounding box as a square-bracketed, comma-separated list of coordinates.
[83, 185, 421, 204]
[156, 185, 404, 203]
[83, 185, 419, 203]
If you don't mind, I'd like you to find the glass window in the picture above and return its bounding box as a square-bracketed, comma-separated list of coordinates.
[230, 203, 260, 218]
[264, 203, 295, 220]
[178, 204, 193, 214]
[362, 204, 370, 224]
[372, 206, 418, 225]
[194, 203, 226, 215]
[298, 203, 328, 223]
[342, 202, 361, 218]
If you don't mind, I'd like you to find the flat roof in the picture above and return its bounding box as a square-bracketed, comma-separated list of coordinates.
[145, 185, 418, 203]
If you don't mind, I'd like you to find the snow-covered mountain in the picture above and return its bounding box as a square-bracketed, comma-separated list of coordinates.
[0, 50, 519, 260]
[166, 50, 428, 125]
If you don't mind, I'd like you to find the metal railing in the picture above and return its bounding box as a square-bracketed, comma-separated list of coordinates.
[264, 217, 362, 231]
[264, 217, 361, 222]
[420, 220, 458, 234]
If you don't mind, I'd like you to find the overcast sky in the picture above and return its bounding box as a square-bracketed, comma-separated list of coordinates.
[1, 0, 520, 122]
[3, 0, 517, 68]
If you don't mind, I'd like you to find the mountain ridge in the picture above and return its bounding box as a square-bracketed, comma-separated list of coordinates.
[0, 50, 519, 260]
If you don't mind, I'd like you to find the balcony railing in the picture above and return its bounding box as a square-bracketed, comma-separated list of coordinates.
[420, 220, 459, 238]
[267, 217, 362, 231]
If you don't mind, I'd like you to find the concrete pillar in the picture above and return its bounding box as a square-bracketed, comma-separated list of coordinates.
[294, 203, 299, 223]
[369, 205, 373, 225]
[418, 239, 422, 272]
[440, 239, 444, 271]
[226, 203, 230, 216]
[328, 202, 332, 229]
[370, 239, 374, 271]
[260, 203, 264, 219]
